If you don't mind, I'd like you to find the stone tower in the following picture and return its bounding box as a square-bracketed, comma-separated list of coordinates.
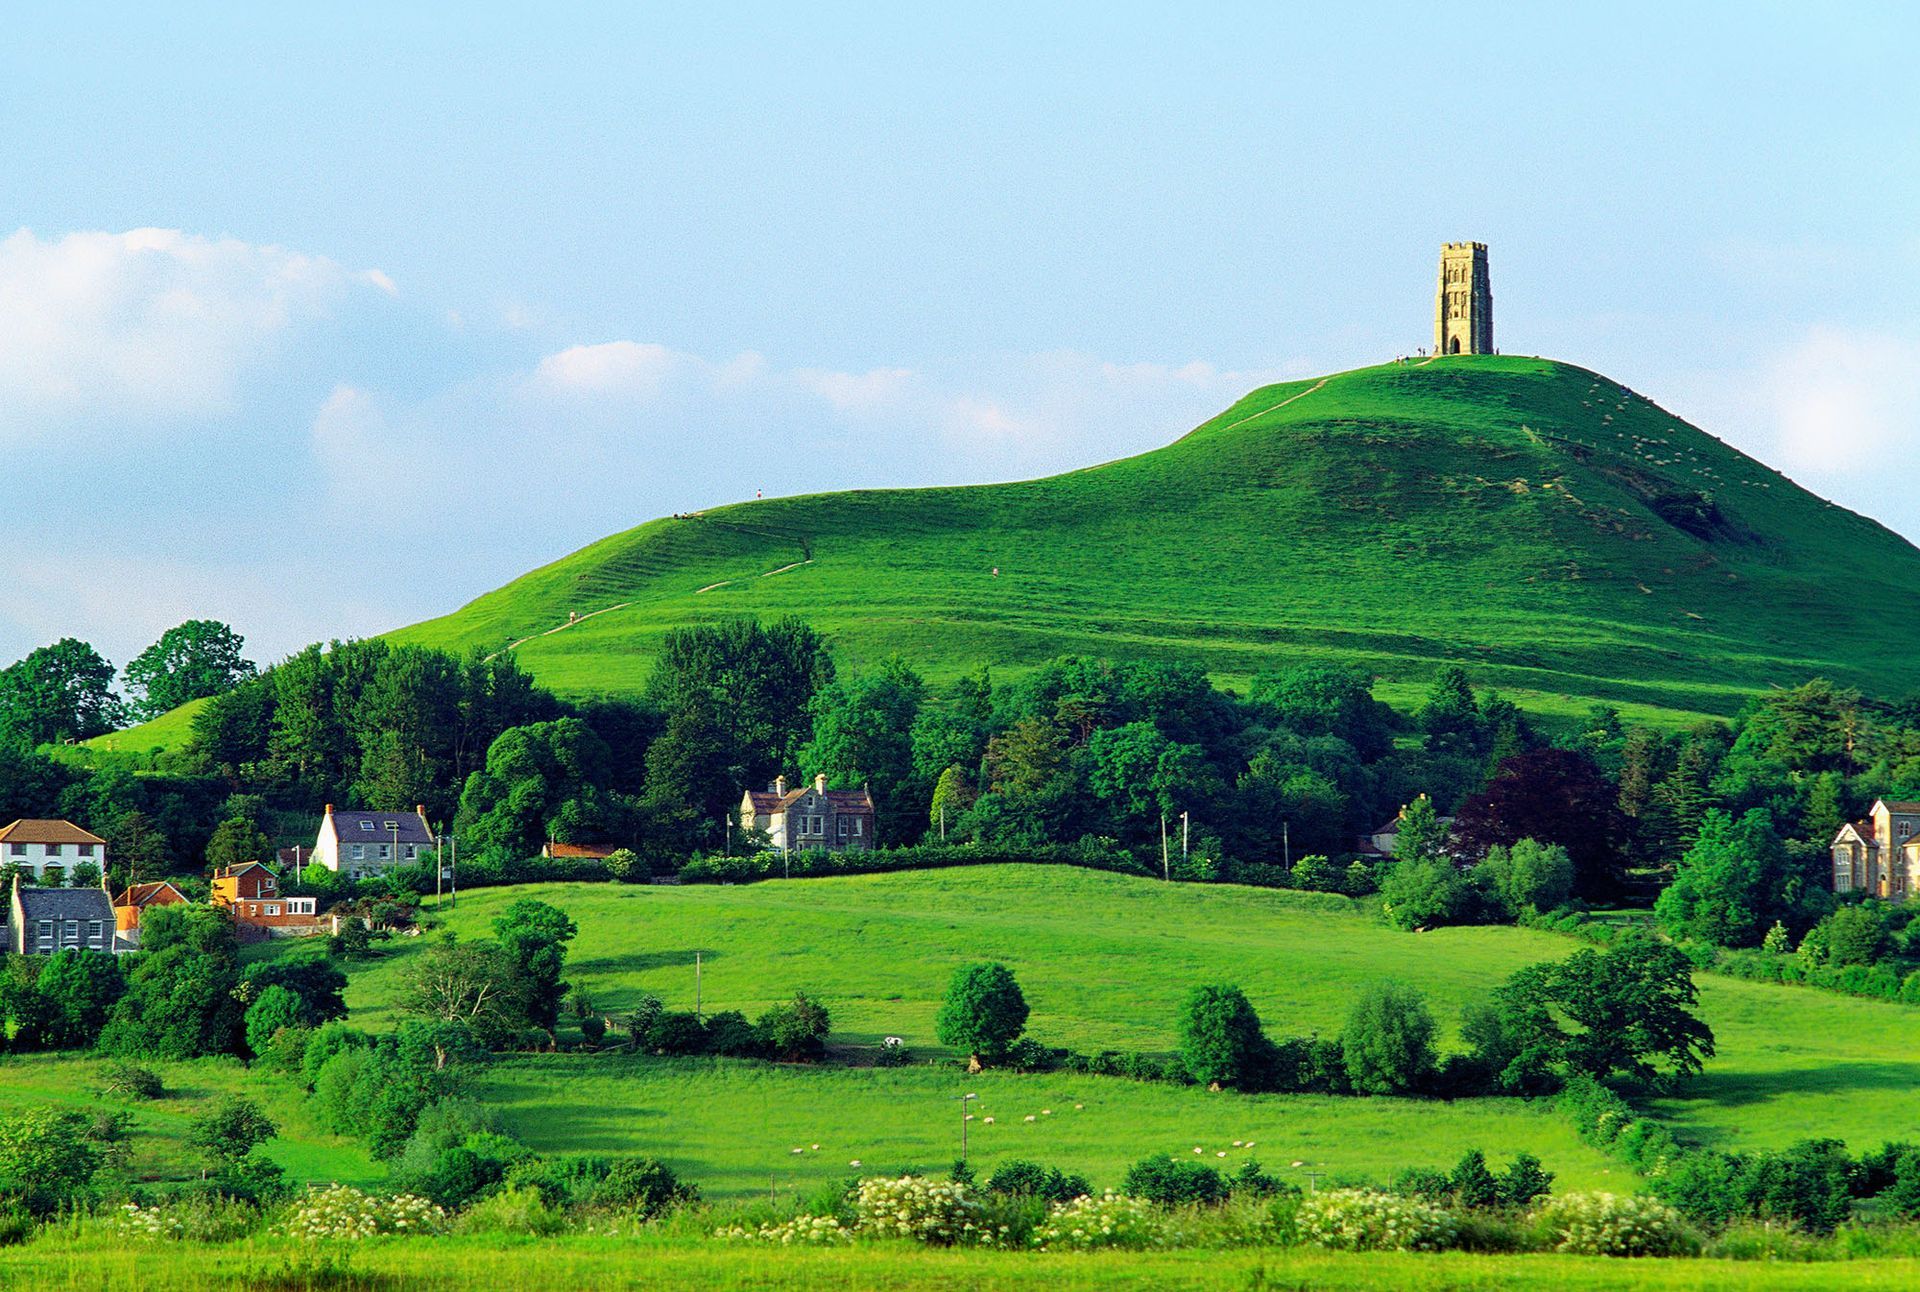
[1434, 242, 1493, 355]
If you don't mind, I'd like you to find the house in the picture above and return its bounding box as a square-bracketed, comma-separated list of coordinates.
[7, 875, 123, 956]
[230, 893, 328, 940]
[113, 880, 189, 933]
[1356, 810, 1456, 858]
[542, 841, 620, 861]
[1832, 799, 1920, 900]
[277, 844, 314, 873]
[211, 860, 279, 908]
[739, 774, 876, 853]
[0, 819, 106, 885]
[312, 804, 436, 879]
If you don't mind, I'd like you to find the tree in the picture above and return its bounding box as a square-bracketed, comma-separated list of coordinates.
[398, 937, 530, 1048]
[1393, 794, 1447, 863]
[801, 659, 926, 845]
[1655, 809, 1798, 948]
[122, 620, 257, 721]
[1379, 859, 1471, 931]
[1178, 984, 1273, 1089]
[244, 985, 306, 1059]
[1474, 839, 1575, 918]
[935, 962, 1029, 1069]
[1340, 981, 1436, 1095]
[0, 1107, 101, 1215]
[186, 1095, 278, 1169]
[0, 638, 124, 746]
[756, 991, 832, 1062]
[1453, 748, 1629, 902]
[99, 904, 245, 1058]
[204, 815, 272, 875]
[928, 765, 977, 838]
[458, 719, 626, 867]
[1417, 665, 1482, 756]
[1492, 937, 1714, 1088]
[1250, 664, 1395, 761]
[1450, 1150, 1501, 1209]
[492, 899, 578, 1033]
[1802, 905, 1889, 966]
[34, 949, 124, 1049]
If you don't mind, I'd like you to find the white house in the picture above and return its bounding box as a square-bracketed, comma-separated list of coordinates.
[313, 804, 436, 879]
[0, 819, 107, 884]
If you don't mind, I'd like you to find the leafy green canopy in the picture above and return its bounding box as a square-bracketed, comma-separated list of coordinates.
[935, 962, 1029, 1066]
[123, 619, 256, 722]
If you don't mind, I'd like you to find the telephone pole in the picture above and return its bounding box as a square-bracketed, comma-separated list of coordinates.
[1160, 814, 1169, 881]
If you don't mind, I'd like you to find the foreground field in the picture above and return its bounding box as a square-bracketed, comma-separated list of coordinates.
[252, 867, 1920, 1179]
[8, 1233, 1920, 1291]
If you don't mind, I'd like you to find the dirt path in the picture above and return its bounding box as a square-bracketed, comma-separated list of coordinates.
[1213, 378, 1328, 435]
[694, 556, 815, 597]
[486, 601, 634, 661]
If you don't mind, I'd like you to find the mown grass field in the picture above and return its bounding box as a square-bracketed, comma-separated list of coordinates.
[9, 1233, 1920, 1291]
[212, 866, 1920, 1201]
[377, 356, 1920, 721]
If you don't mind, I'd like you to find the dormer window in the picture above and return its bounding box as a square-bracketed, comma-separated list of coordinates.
[383, 820, 397, 830]
[358, 821, 373, 832]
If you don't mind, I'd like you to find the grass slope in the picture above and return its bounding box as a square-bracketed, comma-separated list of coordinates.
[235, 867, 1920, 1200]
[387, 356, 1920, 720]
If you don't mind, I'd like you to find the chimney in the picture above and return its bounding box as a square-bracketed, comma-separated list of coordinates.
[775, 775, 787, 797]
[815, 773, 828, 795]
[324, 803, 333, 816]
[416, 804, 426, 820]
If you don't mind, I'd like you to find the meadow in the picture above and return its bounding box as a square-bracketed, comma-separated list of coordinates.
[208, 866, 1920, 1199]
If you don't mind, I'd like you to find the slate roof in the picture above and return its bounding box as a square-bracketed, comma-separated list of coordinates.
[824, 789, 875, 812]
[745, 787, 874, 814]
[328, 809, 434, 844]
[1879, 800, 1920, 815]
[0, 819, 106, 845]
[16, 886, 115, 923]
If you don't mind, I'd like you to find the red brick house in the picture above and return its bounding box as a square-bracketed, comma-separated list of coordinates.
[112, 880, 189, 933]
[210, 860, 278, 908]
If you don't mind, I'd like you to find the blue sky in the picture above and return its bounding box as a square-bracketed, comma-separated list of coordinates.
[4, 3, 1918, 670]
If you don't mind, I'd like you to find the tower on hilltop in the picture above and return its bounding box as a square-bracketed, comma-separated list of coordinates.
[1434, 242, 1492, 355]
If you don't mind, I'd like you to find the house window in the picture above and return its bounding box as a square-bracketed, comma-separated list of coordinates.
[359, 820, 373, 831]
[48, 843, 64, 857]
[64, 920, 79, 941]
[351, 844, 365, 860]
[383, 820, 397, 830]
[7, 843, 23, 856]
[37, 920, 52, 939]
[838, 817, 849, 839]
[853, 817, 863, 837]
[88, 920, 102, 943]
[266, 904, 281, 916]
[378, 844, 391, 859]
[77, 843, 94, 857]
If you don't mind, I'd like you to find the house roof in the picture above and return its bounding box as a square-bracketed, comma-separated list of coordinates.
[214, 861, 277, 881]
[1877, 800, 1920, 815]
[1835, 819, 1874, 843]
[0, 819, 106, 846]
[745, 786, 875, 814]
[545, 842, 618, 859]
[825, 789, 875, 812]
[327, 808, 434, 844]
[114, 881, 187, 908]
[15, 886, 115, 923]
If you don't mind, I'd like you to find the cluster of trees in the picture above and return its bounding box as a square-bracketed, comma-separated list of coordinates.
[0, 903, 347, 1060]
[1171, 936, 1713, 1099]
[0, 621, 258, 749]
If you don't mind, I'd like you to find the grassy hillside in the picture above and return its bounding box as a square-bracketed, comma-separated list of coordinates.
[386, 355, 1920, 721]
[221, 867, 1920, 1201]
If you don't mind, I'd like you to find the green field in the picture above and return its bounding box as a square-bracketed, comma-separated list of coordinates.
[9, 1234, 1920, 1291]
[207, 866, 1920, 1202]
[376, 356, 1920, 721]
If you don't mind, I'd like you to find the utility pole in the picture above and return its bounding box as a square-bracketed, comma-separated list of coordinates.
[1181, 811, 1189, 861]
[695, 950, 703, 1018]
[939, 805, 946, 844]
[724, 816, 732, 857]
[435, 832, 443, 905]
[954, 1092, 977, 1162]
[1283, 820, 1291, 870]
[1160, 814, 1169, 881]
[449, 834, 458, 909]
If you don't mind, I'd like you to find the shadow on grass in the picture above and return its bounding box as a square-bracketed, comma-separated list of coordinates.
[572, 949, 720, 977]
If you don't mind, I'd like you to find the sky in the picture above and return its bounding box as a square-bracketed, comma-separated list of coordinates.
[4, 2, 1918, 672]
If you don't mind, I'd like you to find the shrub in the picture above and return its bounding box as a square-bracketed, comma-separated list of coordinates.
[986, 1159, 1089, 1205]
[281, 1185, 446, 1240]
[873, 1036, 913, 1067]
[646, 1011, 711, 1055]
[454, 1185, 568, 1236]
[1033, 1191, 1173, 1250]
[715, 1214, 852, 1245]
[1449, 1150, 1502, 1210]
[1502, 1152, 1554, 1208]
[852, 1175, 985, 1245]
[1534, 1191, 1693, 1257]
[1122, 1154, 1227, 1206]
[1379, 859, 1472, 930]
[704, 1011, 761, 1058]
[109, 1195, 262, 1242]
[95, 1061, 164, 1100]
[757, 991, 832, 1062]
[511, 1156, 698, 1215]
[1340, 981, 1436, 1095]
[1298, 1187, 1458, 1252]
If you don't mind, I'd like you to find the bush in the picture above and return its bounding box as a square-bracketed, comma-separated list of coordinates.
[96, 1061, 164, 1100]
[1502, 1152, 1554, 1208]
[109, 1195, 263, 1243]
[509, 1155, 699, 1216]
[1534, 1191, 1694, 1257]
[1379, 860, 1472, 931]
[281, 1185, 445, 1240]
[646, 1011, 711, 1055]
[852, 1175, 985, 1245]
[704, 1011, 761, 1058]
[757, 991, 832, 1062]
[1033, 1191, 1173, 1250]
[1122, 1154, 1227, 1206]
[715, 1214, 852, 1245]
[1298, 1187, 1458, 1252]
[454, 1185, 568, 1236]
[1340, 981, 1436, 1095]
[1177, 984, 1275, 1090]
[986, 1159, 1089, 1205]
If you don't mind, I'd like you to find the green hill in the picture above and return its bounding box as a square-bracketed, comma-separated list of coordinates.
[387, 355, 1920, 723]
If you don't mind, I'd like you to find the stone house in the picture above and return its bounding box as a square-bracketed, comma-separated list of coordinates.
[6, 875, 123, 956]
[1831, 799, 1920, 900]
[739, 774, 876, 852]
[312, 804, 436, 879]
[0, 819, 106, 885]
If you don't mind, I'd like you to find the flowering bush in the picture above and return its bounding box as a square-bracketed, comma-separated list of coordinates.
[281, 1185, 446, 1240]
[1297, 1187, 1458, 1252]
[713, 1214, 852, 1246]
[1534, 1191, 1694, 1257]
[109, 1197, 260, 1243]
[851, 1175, 1013, 1246]
[1032, 1191, 1174, 1251]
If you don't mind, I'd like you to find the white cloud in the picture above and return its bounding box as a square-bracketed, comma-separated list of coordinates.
[0, 226, 393, 435]
[534, 340, 680, 397]
[1764, 327, 1920, 477]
